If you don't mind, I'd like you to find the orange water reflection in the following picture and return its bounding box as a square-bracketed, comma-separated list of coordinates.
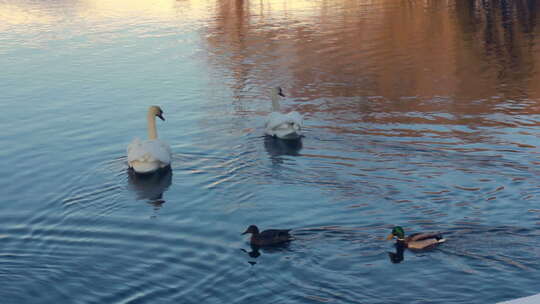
[203, 0, 540, 127]
[3, 0, 540, 128]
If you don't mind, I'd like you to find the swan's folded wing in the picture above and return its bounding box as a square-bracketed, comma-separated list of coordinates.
[265, 112, 303, 130]
[285, 111, 303, 127]
[155, 140, 172, 164]
[265, 112, 283, 130]
[146, 139, 171, 164]
[127, 138, 144, 162]
[127, 138, 171, 165]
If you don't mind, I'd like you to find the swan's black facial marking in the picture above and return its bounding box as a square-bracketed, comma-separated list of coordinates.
[278, 87, 285, 97]
[157, 109, 165, 121]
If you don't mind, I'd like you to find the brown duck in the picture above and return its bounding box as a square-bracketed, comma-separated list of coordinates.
[386, 226, 445, 250]
[242, 225, 293, 246]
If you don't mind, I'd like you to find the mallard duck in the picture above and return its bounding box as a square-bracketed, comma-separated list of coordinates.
[386, 226, 445, 250]
[242, 225, 292, 246]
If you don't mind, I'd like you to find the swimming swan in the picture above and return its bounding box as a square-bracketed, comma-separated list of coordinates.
[127, 106, 171, 174]
[264, 87, 303, 139]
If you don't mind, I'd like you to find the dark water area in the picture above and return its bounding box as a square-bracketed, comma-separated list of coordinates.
[1, 0, 539, 303]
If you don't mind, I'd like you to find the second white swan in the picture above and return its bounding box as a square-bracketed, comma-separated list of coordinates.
[127, 106, 171, 174]
[264, 87, 303, 140]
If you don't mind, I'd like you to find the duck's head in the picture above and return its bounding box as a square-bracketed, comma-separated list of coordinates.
[242, 225, 259, 235]
[271, 87, 286, 98]
[386, 226, 405, 240]
[149, 105, 165, 121]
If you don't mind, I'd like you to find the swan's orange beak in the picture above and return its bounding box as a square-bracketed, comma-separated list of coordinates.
[386, 234, 394, 241]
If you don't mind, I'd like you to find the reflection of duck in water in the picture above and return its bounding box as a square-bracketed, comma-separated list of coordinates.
[387, 244, 405, 263]
[241, 242, 292, 261]
[127, 166, 172, 204]
[241, 245, 261, 258]
[386, 226, 445, 250]
[264, 136, 302, 158]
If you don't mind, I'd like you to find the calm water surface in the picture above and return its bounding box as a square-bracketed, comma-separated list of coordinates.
[1, 0, 540, 303]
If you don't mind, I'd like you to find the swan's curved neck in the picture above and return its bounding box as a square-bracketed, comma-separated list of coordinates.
[147, 112, 158, 140]
[271, 92, 281, 112]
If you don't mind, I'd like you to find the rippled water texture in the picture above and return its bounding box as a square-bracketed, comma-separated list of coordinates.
[1, 1, 540, 303]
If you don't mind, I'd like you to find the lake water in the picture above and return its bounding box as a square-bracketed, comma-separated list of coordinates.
[1, 0, 539, 303]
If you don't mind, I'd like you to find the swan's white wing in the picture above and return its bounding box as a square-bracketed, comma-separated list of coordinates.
[127, 138, 171, 172]
[147, 139, 171, 165]
[285, 111, 303, 128]
[265, 111, 303, 138]
[264, 112, 281, 130]
[265, 112, 303, 130]
[127, 138, 143, 162]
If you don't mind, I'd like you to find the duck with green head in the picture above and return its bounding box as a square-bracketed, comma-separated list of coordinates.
[386, 226, 445, 250]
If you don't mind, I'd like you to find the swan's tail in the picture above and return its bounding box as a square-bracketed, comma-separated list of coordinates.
[130, 161, 160, 174]
[129, 153, 161, 174]
[275, 123, 301, 139]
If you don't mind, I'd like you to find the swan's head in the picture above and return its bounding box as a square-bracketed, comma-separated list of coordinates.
[149, 105, 165, 121]
[271, 87, 286, 98]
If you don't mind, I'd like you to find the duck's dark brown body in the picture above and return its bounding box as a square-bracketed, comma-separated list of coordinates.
[242, 225, 292, 246]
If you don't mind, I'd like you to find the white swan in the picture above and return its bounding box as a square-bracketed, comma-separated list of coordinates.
[127, 106, 171, 174]
[264, 87, 303, 139]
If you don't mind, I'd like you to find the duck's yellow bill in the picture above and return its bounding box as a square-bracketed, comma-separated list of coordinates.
[386, 234, 394, 240]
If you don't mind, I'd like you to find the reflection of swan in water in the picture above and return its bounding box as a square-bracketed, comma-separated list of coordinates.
[127, 166, 172, 205]
[264, 136, 302, 158]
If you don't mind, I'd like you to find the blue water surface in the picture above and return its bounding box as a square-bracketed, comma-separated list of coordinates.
[1, 1, 539, 303]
